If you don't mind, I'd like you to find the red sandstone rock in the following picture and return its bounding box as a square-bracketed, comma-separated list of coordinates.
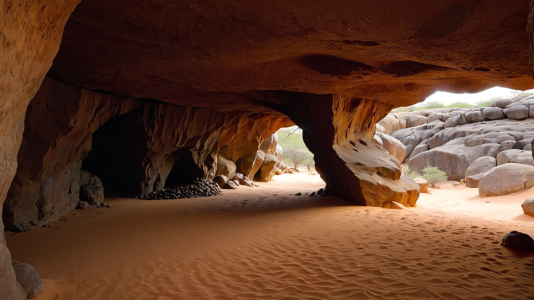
[1, 1, 534, 297]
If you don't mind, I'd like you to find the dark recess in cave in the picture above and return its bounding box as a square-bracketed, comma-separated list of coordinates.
[164, 148, 204, 188]
[82, 110, 148, 197]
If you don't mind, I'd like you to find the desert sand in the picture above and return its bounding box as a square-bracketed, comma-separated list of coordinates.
[6, 172, 534, 300]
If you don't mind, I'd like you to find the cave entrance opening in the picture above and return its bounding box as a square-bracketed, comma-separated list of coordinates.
[82, 110, 148, 197]
[274, 126, 317, 176]
[163, 148, 204, 188]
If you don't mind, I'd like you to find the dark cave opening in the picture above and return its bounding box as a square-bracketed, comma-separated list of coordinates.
[164, 148, 204, 188]
[82, 110, 148, 197]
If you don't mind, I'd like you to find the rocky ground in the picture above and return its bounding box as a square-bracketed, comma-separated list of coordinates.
[377, 97, 534, 201]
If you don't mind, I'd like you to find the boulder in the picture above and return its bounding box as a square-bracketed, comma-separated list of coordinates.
[521, 198, 534, 217]
[492, 98, 513, 108]
[465, 111, 483, 123]
[413, 178, 428, 193]
[511, 151, 534, 167]
[409, 139, 500, 181]
[375, 123, 386, 133]
[255, 153, 277, 182]
[232, 172, 244, 181]
[530, 106, 534, 118]
[382, 201, 405, 209]
[408, 139, 430, 161]
[479, 164, 534, 197]
[465, 156, 496, 188]
[500, 140, 516, 151]
[428, 113, 444, 123]
[482, 107, 504, 120]
[239, 176, 255, 187]
[497, 149, 534, 166]
[213, 175, 228, 188]
[406, 115, 427, 128]
[466, 173, 484, 188]
[260, 133, 278, 154]
[76, 201, 90, 210]
[392, 123, 444, 158]
[249, 150, 265, 178]
[216, 155, 236, 179]
[504, 105, 529, 120]
[376, 132, 406, 163]
[80, 184, 104, 206]
[500, 231, 534, 252]
[453, 114, 466, 126]
[11, 261, 45, 299]
[223, 180, 238, 189]
[378, 115, 403, 134]
[444, 118, 456, 128]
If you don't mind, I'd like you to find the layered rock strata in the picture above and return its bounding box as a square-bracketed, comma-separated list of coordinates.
[0, 1, 80, 298]
[4, 77, 290, 232]
[0, 1, 533, 298]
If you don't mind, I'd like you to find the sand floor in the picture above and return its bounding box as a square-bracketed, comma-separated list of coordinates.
[5, 173, 534, 299]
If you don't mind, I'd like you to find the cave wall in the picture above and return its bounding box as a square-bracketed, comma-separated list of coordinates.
[0, 1, 533, 298]
[4, 76, 291, 232]
[0, 1, 80, 299]
[263, 92, 419, 207]
[4, 77, 139, 232]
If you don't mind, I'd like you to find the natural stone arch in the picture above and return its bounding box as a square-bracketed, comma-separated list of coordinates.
[1, 0, 534, 298]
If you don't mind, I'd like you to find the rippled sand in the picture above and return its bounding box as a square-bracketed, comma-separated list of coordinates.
[6, 173, 534, 299]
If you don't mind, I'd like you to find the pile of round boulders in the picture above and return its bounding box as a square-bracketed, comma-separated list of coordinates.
[377, 96, 534, 199]
[138, 178, 222, 200]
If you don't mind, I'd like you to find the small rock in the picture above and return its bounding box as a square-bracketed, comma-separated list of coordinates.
[501, 231, 534, 252]
[413, 178, 428, 193]
[11, 261, 45, 299]
[295, 192, 302, 196]
[382, 201, 405, 209]
[521, 198, 534, 217]
[223, 180, 238, 189]
[76, 201, 90, 210]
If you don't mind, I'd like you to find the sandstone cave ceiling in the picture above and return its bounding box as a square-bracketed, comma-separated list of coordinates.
[49, 0, 534, 112]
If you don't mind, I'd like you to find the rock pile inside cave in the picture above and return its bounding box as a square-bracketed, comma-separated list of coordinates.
[137, 178, 222, 200]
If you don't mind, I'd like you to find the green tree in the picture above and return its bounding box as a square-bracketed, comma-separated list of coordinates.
[284, 148, 313, 171]
[421, 166, 448, 187]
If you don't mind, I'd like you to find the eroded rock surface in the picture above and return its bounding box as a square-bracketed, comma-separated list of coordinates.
[1, 1, 534, 297]
[479, 164, 534, 197]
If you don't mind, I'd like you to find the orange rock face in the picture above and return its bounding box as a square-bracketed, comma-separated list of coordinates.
[49, 0, 533, 110]
[0, 1, 80, 299]
[4, 77, 291, 232]
[1, 1, 534, 297]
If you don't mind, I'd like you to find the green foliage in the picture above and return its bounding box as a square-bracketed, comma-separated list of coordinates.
[284, 148, 313, 170]
[444, 101, 473, 109]
[276, 126, 314, 169]
[474, 99, 493, 108]
[403, 166, 421, 179]
[421, 166, 448, 187]
[419, 101, 444, 110]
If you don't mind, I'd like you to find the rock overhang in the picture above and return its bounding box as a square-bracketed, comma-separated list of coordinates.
[49, 0, 534, 111]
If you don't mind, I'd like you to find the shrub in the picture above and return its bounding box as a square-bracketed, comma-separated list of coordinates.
[403, 166, 421, 179]
[421, 166, 448, 187]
